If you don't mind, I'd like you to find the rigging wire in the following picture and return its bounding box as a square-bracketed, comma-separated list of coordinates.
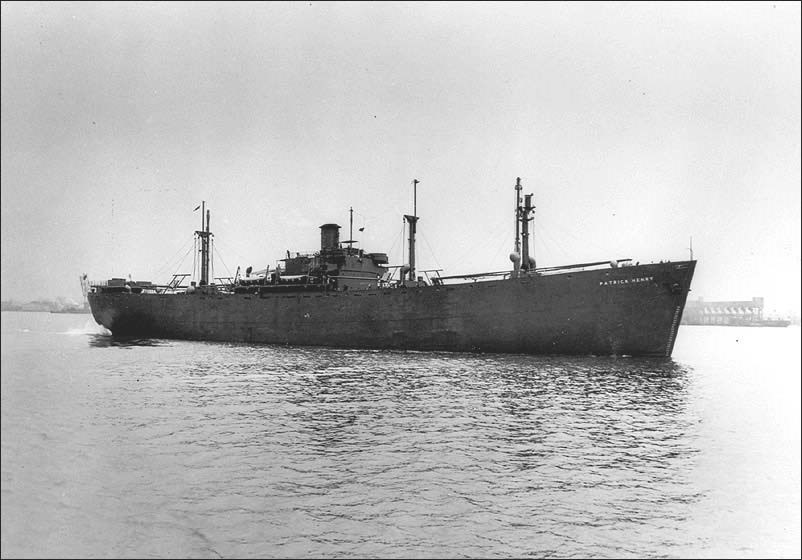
[151, 235, 196, 280]
[384, 224, 405, 267]
[418, 231, 443, 272]
[163, 242, 195, 285]
[400, 218, 406, 264]
[191, 236, 198, 284]
[489, 234, 510, 269]
[533, 221, 570, 265]
[213, 237, 252, 267]
[213, 241, 233, 279]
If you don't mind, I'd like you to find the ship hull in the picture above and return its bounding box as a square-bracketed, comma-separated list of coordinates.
[89, 261, 695, 357]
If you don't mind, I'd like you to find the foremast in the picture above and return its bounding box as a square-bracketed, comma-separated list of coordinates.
[195, 201, 213, 285]
[511, 177, 535, 277]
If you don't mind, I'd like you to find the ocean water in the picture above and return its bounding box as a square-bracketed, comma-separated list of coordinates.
[1, 311, 799, 559]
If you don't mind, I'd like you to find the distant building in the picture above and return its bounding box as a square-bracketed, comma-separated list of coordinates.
[18, 300, 53, 312]
[682, 296, 788, 326]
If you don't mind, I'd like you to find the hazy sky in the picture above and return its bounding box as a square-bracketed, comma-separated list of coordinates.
[2, 1, 800, 315]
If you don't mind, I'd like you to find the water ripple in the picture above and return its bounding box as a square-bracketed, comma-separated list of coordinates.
[3, 317, 800, 558]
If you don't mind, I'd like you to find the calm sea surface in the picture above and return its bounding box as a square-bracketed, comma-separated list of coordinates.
[2, 311, 800, 559]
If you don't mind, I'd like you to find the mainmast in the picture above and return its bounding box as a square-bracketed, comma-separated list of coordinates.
[195, 201, 213, 285]
[404, 179, 420, 282]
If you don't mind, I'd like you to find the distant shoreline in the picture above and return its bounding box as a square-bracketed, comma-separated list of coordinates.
[1, 303, 88, 313]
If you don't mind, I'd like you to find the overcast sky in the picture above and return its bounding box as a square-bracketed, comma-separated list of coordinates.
[2, 1, 800, 315]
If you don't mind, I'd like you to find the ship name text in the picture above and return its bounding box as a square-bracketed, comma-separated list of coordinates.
[599, 276, 654, 287]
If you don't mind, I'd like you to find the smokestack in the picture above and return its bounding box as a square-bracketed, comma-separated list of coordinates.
[320, 224, 341, 251]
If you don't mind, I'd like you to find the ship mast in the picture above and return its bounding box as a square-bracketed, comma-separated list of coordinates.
[521, 192, 535, 272]
[340, 207, 360, 255]
[514, 177, 522, 258]
[195, 201, 213, 285]
[511, 177, 535, 276]
[404, 179, 420, 282]
[512, 178, 522, 277]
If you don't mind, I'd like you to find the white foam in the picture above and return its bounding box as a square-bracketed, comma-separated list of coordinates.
[62, 320, 110, 336]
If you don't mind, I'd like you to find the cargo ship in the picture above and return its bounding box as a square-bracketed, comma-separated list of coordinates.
[88, 178, 696, 357]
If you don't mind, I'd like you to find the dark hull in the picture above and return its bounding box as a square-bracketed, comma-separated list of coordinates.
[89, 261, 695, 357]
